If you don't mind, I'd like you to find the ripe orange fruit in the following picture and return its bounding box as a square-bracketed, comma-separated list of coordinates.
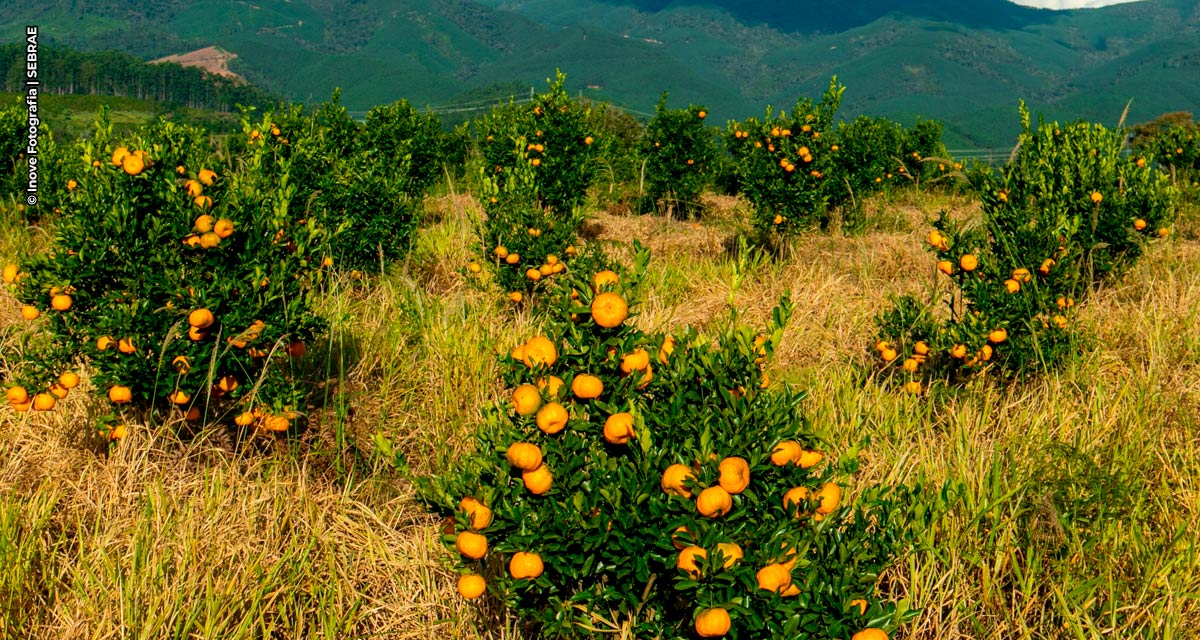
[217, 376, 239, 393]
[960, 254, 978, 271]
[927, 229, 949, 251]
[185, 180, 203, 198]
[696, 486, 733, 518]
[522, 336, 558, 368]
[880, 347, 898, 363]
[195, 214, 215, 232]
[199, 232, 221, 249]
[670, 525, 694, 550]
[676, 545, 707, 577]
[118, 338, 136, 354]
[1004, 279, 1020, 294]
[189, 308, 215, 329]
[457, 574, 486, 599]
[59, 372, 80, 389]
[697, 110, 707, 119]
[522, 464, 553, 494]
[512, 384, 543, 416]
[168, 391, 190, 405]
[1090, 191, 1103, 204]
[1012, 268, 1031, 283]
[717, 457, 750, 494]
[591, 292, 628, 328]
[213, 219, 234, 239]
[536, 402, 569, 434]
[988, 328, 1008, 344]
[584, 136, 594, 145]
[11, 400, 31, 413]
[456, 531, 488, 560]
[619, 348, 651, 375]
[505, 253, 520, 265]
[467, 262, 481, 273]
[194, 195, 213, 209]
[1158, 227, 1169, 238]
[694, 607, 730, 638]
[1133, 218, 1147, 231]
[49, 383, 69, 400]
[525, 268, 541, 281]
[797, 449, 823, 468]
[850, 598, 869, 616]
[198, 168, 217, 186]
[20, 305, 39, 321]
[950, 344, 967, 359]
[904, 380, 922, 395]
[459, 497, 493, 530]
[536, 375, 565, 399]
[506, 442, 543, 471]
[2, 263, 18, 283]
[509, 292, 523, 303]
[122, 153, 145, 176]
[661, 464, 696, 498]
[756, 563, 793, 593]
[815, 482, 842, 515]
[902, 358, 918, 373]
[770, 441, 802, 466]
[494, 245, 508, 259]
[783, 486, 811, 516]
[851, 629, 889, 640]
[937, 260, 954, 276]
[32, 393, 56, 411]
[914, 341, 930, 356]
[592, 270, 619, 290]
[235, 412, 256, 427]
[603, 412, 635, 444]
[188, 326, 207, 341]
[571, 374, 603, 400]
[6, 386, 29, 406]
[715, 542, 743, 568]
[108, 385, 132, 404]
[509, 551, 544, 579]
[51, 294, 72, 311]
[111, 146, 130, 166]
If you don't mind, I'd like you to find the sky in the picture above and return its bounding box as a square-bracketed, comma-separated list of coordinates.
[1007, 0, 1147, 8]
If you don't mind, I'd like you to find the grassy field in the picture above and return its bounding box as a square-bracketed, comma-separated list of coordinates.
[1, 185, 1199, 639]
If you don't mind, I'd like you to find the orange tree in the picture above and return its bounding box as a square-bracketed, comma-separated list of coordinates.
[1138, 116, 1199, 190]
[1, 109, 332, 435]
[725, 78, 845, 235]
[1, 101, 66, 219]
[874, 103, 1176, 389]
[416, 246, 917, 638]
[639, 95, 716, 218]
[475, 71, 599, 215]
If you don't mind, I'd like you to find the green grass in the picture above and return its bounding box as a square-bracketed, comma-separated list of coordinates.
[1, 186, 1199, 637]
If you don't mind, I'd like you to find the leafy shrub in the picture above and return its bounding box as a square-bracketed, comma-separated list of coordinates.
[1135, 114, 1199, 186]
[586, 102, 644, 214]
[419, 248, 914, 638]
[359, 99, 450, 198]
[725, 78, 845, 235]
[639, 96, 717, 218]
[874, 103, 1176, 387]
[475, 71, 599, 214]
[1, 101, 66, 219]
[1, 110, 332, 437]
[831, 116, 951, 213]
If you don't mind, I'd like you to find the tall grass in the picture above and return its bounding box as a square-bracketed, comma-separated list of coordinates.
[1, 192, 1198, 638]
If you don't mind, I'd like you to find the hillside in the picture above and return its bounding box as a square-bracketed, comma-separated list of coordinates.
[1, 0, 1198, 146]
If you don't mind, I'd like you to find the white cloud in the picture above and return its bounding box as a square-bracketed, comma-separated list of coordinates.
[1008, 0, 1147, 9]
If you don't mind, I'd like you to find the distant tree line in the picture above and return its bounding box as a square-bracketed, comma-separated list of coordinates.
[0, 44, 277, 112]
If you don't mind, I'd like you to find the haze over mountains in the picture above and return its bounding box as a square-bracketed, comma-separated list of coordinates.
[2, 0, 1198, 147]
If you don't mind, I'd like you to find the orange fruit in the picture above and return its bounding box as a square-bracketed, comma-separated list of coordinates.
[20, 305, 39, 321]
[927, 229, 949, 250]
[50, 294, 72, 311]
[536, 402, 569, 434]
[1004, 279, 1020, 294]
[815, 482, 842, 515]
[717, 457, 750, 494]
[1134, 218, 1147, 231]
[979, 344, 994, 361]
[214, 219, 234, 239]
[697, 110, 707, 119]
[950, 344, 967, 359]
[525, 268, 541, 281]
[168, 391, 190, 405]
[58, 372, 80, 389]
[988, 328, 1008, 344]
[217, 376, 239, 393]
[1012, 268, 1031, 283]
[851, 630, 889, 640]
[694, 607, 730, 638]
[467, 262, 481, 273]
[603, 412, 635, 445]
[195, 214, 216, 232]
[194, 195, 213, 209]
[850, 598, 869, 616]
[32, 393, 56, 411]
[756, 563, 793, 593]
[696, 486, 733, 518]
[770, 441, 802, 466]
[457, 574, 486, 599]
[122, 153, 145, 176]
[188, 326, 207, 341]
[456, 531, 488, 560]
[111, 146, 130, 166]
[506, 442, 543, 471]
[108, 385, 132, 404]
[914, 341, 930, 356]
[571, 374, 603, 400]
[505, 253, 520, 265]
[619, 349, 651, 375]
[959, 254, 978, 271]
[661, 464, 696, 498]
[49, 384, 69, 400]
[880, 348, 898, 363]
[1158, 228, 1170, 238]
[671, 525, 694, 550]
[263, 415, 290, 432]
[189, 308, 215, 328]
[902, 358, 919, 373]
[118, 338, 136, 354]
[2, 263, 17, 283]
[676, 545, 707, 578]
[185, 180, 203, 198]
[937, 260, 954, 276]
[1090, 191, 1103, 204]
[522, 336, 558, 368]
[797, 449, 824, 468]
[904, 380, 922, 395]
[459, 497, 493, 530]
[592, 270, 619, 290]
[198, 168, 217, 186]
[715, 542, 743, 568]
[494, 245, 508, 259]
[1039, 259, 1055, 275]
[536, 376, 565, 399]
[783, 486, 811, 517]
[509, 551, 544, 579]
[11, 400, 31, 413]
[6, 386, 29, 406]
[235, 412, 256, 427]
[522, 464, 553, 494]
[199, 232, 221, 249]
[512, 384, 543, 416]
[591, 292, 628, 328]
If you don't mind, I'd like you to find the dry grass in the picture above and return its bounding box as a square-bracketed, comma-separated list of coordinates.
[2, 191, 1199, 639]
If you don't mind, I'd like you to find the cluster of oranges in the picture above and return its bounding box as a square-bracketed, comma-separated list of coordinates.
[484, 244, 578, 303]
[3, 264, 84, 414]
[179, 169, 229, 248]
